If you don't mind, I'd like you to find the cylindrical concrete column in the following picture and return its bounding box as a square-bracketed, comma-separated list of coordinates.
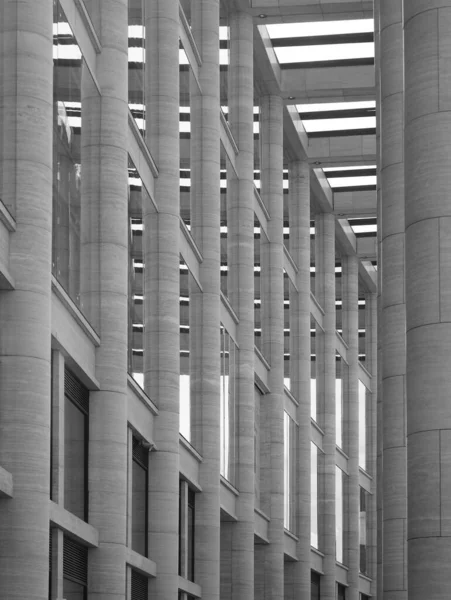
[342, 254, 360, 600]
[404, 2, 451, 598]
[82, 1, 129, 598]
[223, 10, 255, 600]
[257, 93, 285, 600]
[380, 1, 407, 598]
[144, 1, 180, 598]
[285, 159, 311, 600]
[316, 212, 336, 600]
[190, 2, 221, 598]
[0, 2, 53, 598]
[373, 1, 383, 597]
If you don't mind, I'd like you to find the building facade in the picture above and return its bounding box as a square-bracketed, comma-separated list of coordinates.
[2, 0, 443, 598]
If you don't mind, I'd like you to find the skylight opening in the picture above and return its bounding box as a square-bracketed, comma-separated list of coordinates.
[323, 165, 376, 172]
[297, 101, 375, 113]
[328, 176, 377, 188]
[303, 117, 376, 133]
[274, 42, 374, 64]
[351, 224, 377, 234]
[266, 20, 374, 39]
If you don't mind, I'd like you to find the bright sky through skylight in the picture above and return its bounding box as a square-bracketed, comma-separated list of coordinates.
[327, 176, 377, 188]
[297, 101, 375, 113]
[323, 165, 376, 172]
[266, 19, 374, 38]
[274, 43, 374, 64]
[303, 117, 376, 133]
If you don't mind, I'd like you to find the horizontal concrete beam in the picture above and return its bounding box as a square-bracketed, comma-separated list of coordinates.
[49, 501, 99, 547]
[250, 0, 373, 23]
[126, 547, 157, 578]
[334, 189, 377, 218]
[281, 64, 375, 99]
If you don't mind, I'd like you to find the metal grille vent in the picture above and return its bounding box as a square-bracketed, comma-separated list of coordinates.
[65, 367, 89, 414]
[132, 436, 148, 468]
[63, 536, 88, 585]
[131, 569, 148, 600]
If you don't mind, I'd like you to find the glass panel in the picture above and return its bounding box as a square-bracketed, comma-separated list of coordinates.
[180, 257, 191, 441]
[311, 317, 318, 421]
[180, 45, 192, 229]
[336, 353, 343, 448]
[335, 466, 344, 563]
[187, 489, 195, 581]
[53, 0, 99, 327]
[128, 158, 146, 388]
[254, 103, 261, 191]
[63, 578, 85, 600]
[335, 256, 342, 335]
[220, 1, 230, 118]
[220, 145, 229, 297]
[220, 325, 237, 484]
[359, 380, 367, 470]
[311, 442, 319, 548]
[128, 0, 145, 135]
[311, 571, 320, 600]
[359, 287, 367, 366]
[310, 215, 316, 296]
[254, 216, 262, 351]
[64, 397, 87, 521]
[284, 412, 296, 532]
[359, 487, 369, 575]
[284, 270, 290, 390]
[132, 458, 148, 556]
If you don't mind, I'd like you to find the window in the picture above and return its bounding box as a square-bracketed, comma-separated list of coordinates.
[311, 571, 321, 600]
[360, 487, 370, 575]
[311, 442, 319, 549]
[337, 583, 346, 600]
[220, 325, 236, 483]
[63, 535, 88, 600]
[179, 481, 195, 582]
[284, 412, 296, 532]
[64, 368, 89, 521]
[131, 569, 148, 600]
[131, 435, 149, 556]
[335, 467, 344, 563]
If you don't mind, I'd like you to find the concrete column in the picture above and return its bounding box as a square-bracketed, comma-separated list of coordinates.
[380, 1, 407, 598]
[404, 2, 451, 598]
[316, 212, 336, 600]
[257, 93, 285, 600]
[342, 255, 360, 600]
[144, 1, 180, 599]
[284, 159, 311, 600]
[82, 1, 129, 598]
[190, 2, 221, 598]
[223, 10, 255, 600]
[0, 1, 53, 598]
[373, 1, 383, 597]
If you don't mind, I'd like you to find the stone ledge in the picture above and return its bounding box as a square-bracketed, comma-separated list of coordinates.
[49, 501, 99, 547]
[0, 466, 13, 498]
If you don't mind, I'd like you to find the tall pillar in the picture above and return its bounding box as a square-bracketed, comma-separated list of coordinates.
[0, 1, 53, 598]
[285, 159, 311, 600]
[225, 10, 255, 600]
[316, 212, 336, 600]
[380, 1, 407, 598]
[190, 2, 221, 599]
[342, 254, 360, 600]
[404, 2, 451, 598]
[373, 0, 383, 597]
[82, 1, 129, 598]
[145, 1, 180, 598]
[258, 93, 285, 600]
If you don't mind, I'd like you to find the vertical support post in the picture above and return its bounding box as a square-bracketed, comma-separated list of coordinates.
[0, 1, 53, 598]
[316, 212, 336, 600]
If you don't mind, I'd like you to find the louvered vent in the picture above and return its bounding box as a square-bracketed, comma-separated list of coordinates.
[131, 569, 148, 600]
[132, 436, 148, 468]
[63, 536, 88, 585]
[65, 368, 89, 414]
